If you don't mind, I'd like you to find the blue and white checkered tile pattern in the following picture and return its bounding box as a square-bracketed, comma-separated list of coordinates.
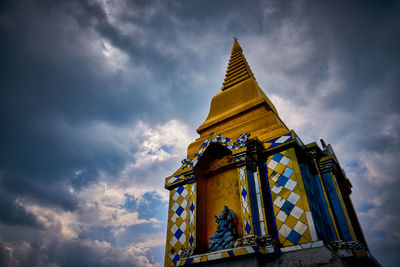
[166, 174, 184, 186]
[182, 133, 234, 169]
[181, 132, 253, 170]
[168, 185, 189, 265]
[238, 167, 252, 235]
[267, 150, 315, 246]
[188, 183, 196, 247]
[234, 132, 250, 149]
[181, 158, 191, 169]
[264, 132, 293, 149]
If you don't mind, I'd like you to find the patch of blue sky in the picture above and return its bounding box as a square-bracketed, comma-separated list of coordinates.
[345, 160, 360, 169]
[83, 226, 117, 244]
[358, 203, 375, 213]
[344, 160, 368, 175]
[161, 145, 173, 153]
[123, 192, 168, 222]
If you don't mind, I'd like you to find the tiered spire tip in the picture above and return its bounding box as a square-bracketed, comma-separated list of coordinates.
[221, 39, 255, 91]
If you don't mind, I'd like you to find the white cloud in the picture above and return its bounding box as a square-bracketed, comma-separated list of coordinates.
[135, 232, 165, 248]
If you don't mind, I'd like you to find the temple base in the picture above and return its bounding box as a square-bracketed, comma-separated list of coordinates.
[185, 246, 379, 267]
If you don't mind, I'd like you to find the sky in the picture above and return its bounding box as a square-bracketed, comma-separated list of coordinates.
[0, 0, 399, 266]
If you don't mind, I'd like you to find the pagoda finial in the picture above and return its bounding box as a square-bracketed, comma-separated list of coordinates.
[232, 37, 242, 52]
[221, 39, 255, 91]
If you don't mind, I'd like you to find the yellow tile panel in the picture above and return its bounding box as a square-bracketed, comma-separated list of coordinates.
[285, 215, 298, 229]
[300, 212, 308, 225]
[280, 187, 291, 200]
[279, 234, 286, 244]
[283, 239, 294, 247]
[276, 219, 283, 230]
[275, 163, 286, 174]
[300, 229, 311, 243]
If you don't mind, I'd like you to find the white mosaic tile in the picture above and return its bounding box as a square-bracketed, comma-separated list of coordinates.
[287, 192, 300, 205]
[273, 195, 286, 208]
[284, 179, 297, 191]
[279, 224, 292, 238]
[179, 233, 186, 244]
[170, 224, 178, 233]
[181, 189, 188, 198]
[172, 203, 179, 212]
[172, 192, 180, 201]
[290, 206, 304, 220]
[294, 221, 307, 235]
[207, 252, 222, 260]
[276, 210, 288, 222]
[275, 135, 290, 144]
[171, 213, 179, 223]
[170, 236, 178, 246]
[271, 184, 283, 194]
[245, 246, 255, 253]
[268, 160, 278, 170]
[180, 222, 187, 232]
[306, 211, 318, 241]
[181, 199, 187, 208]
[280, 155, 290, 166]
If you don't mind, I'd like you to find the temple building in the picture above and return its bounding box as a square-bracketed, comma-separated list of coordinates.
[163, 40, 379, 266]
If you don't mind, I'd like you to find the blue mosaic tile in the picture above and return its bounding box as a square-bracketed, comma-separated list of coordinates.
[176, 206, 184, 216]
[276, 175, 289, 186]
[245, 222, 251, 234]
[172, 253, 180, 265]
[177, 186, 184, 195]
[228, 250, 235, 257]
[185, 258, 193, 265]
[266, 133, 293, 149]
[287, 230, 302, 244]
[272, 153, 284, 162]
[252, 246, 259, 252]
[174, 228, 183, 239]
[190, 203, 195, 212]
[281, 201, 295, 215]
[189, 235, 194, 246]
[241, 188, 247, 199]
[282, 167, 294, 178]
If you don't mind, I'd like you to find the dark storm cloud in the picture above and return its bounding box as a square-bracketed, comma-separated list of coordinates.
[303, 0, 400, 112]
[0, 223, 155, 267]
[0, 0, 147, 206]
[0, 190, 41, 228]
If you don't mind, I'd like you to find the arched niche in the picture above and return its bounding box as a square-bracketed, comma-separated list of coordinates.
[193, 142, 243, 253]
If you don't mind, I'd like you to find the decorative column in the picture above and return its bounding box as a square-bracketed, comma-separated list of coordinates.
[233, 139, 271, 247]
[318, 157, 356, 242]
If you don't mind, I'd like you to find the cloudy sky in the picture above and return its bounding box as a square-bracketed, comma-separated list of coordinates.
[0, 0, 399, 266]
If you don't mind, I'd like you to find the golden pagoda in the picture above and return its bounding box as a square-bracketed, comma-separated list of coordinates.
[163, 40, 378, 266]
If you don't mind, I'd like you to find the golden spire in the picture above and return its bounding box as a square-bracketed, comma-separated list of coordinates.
[186, 39, 288, 159]
[221, 39, 255, 91]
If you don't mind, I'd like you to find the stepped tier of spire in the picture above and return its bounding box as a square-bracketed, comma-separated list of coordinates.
[221, 39, 255, 91]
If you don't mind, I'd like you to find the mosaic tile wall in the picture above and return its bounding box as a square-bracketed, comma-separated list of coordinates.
[264, 132, 293, 149]
[238, 166, 253, 235]
[188, 183, 196, 247]
[183, 133, 235, 169]
[166, 184, 190, 266]
[266, 148, 318, 247]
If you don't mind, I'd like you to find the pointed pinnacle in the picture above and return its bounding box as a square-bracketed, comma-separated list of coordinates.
[232, 38, 242, 52]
